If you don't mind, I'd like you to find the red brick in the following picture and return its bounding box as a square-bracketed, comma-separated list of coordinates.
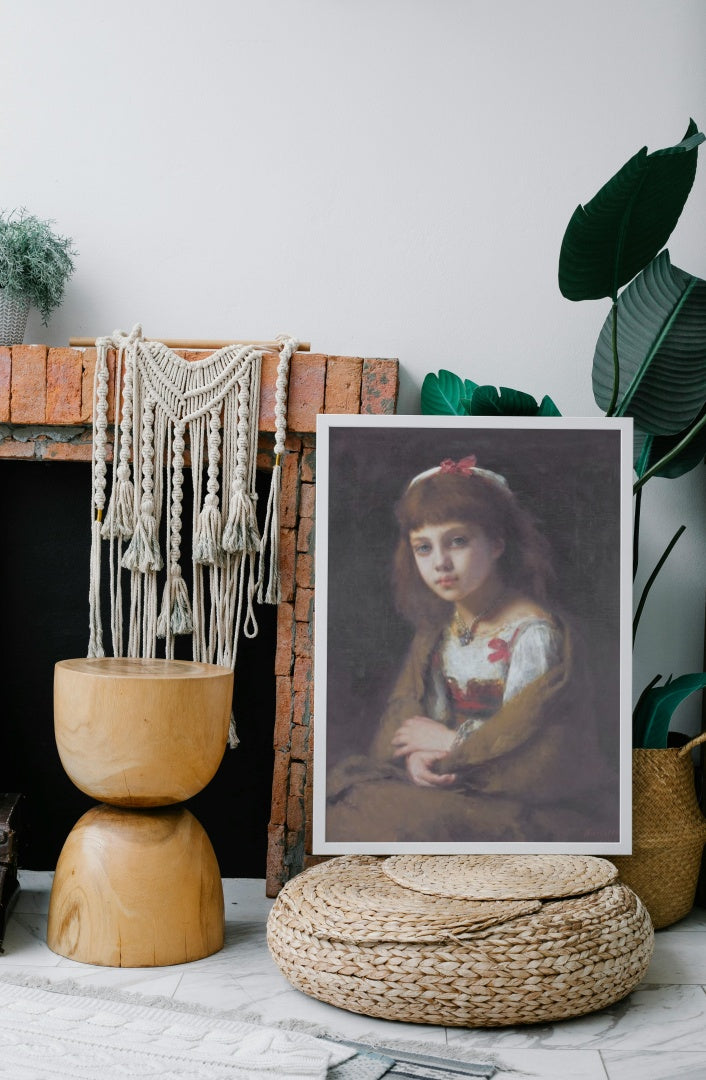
[284, 434, 302, 453]
[259, 352, 326, 435]
[279, 449, 300, 528]
[278, 528, 297, 603]
[294, 587, 314, 623]
[265, 824, 286, 897]
[289, 760, 306, 800]
[295, 621, 312, 660]
[0, 440, 35, 458]
[295, 552, 314, 590]
[293, 657, 312, 693]
[274, 603, 295, 676]
[297, 516, 314, 554]
[303, 854, 331, 870]
[300, 442, 316, 483]
[324, 356, 363, 413]
[273, 676, 293, 749]
[288, 354, 326, 432]
[286, 792, 305, 835]
[361, 358, 399, 415]
[304, 763, 315, 854]
[11, 345, 46, 422]
[269, 750, 291, 826]
[299, 482, 315, 520]
[46, 348, 83, 423]
[0, 348, 10, 422]
[292, 689, 310, 728]
[290, 724, 309, 762]
[41, 441, 96, 462]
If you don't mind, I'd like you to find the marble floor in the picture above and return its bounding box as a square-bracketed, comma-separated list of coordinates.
[2, 871, 706, 1080]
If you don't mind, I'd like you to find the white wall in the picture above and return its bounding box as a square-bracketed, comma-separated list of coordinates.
[3, 0, 705, 727]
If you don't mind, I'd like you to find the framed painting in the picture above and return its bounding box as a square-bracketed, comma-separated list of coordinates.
[312, 415, 633, 854]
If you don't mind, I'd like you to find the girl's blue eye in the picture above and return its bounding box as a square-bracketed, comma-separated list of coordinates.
[413, 543, 431, 555]
[449, 535, 468, 548]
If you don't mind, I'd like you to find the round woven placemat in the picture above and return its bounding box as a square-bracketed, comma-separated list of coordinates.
[277, 856, 541, 943]
[382, 853, 618, 899]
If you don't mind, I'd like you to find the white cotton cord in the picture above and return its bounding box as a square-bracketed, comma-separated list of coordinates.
[157, 420, 194, 641]
[122, 397, 163, 574]
[257, 335, 297, 604]
[194, 406, 225, 566]
[222, 362, 261, 555]
[87, 339, 111, 657]
[101, 344, 135, 541]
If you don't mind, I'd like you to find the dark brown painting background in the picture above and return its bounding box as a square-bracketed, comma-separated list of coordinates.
[324, 424, 624, 778]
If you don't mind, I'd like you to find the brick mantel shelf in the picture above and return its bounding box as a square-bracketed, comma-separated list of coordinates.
[0, 344, 399, 895]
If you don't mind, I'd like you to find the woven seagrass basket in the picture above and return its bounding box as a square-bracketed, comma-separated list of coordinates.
[0, 290, 29, 346]
[609, 732, 706, 930]
[267, 854, 654, 1027]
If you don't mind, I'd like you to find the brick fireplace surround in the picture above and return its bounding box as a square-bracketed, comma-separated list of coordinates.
[0, 344, 399, 896]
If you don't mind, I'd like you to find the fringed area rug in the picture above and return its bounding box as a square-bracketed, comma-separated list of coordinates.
[0, 975, 360, 1079]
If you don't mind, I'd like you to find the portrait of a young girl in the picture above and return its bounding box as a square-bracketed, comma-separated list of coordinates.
[320, 420, 626, 849]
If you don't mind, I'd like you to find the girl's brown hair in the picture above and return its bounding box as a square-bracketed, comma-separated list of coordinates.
[392, 469, 554, 628]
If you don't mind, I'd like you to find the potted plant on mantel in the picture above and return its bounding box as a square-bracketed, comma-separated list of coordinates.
[0, 209, 76, 346]
[422, 120, 706, 928]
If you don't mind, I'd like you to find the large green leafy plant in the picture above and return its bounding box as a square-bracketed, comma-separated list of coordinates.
[423, 121, 706, 747]
[0, 209, 75, 323]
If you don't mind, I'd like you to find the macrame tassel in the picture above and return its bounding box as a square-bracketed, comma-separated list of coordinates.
[122, 499, 163, 573]
[101, 468, 135, 540]
[228, 711, 240, 749]
[157, 570, 194, 637]
[194, 495, 224, 566]
[87, 518, 105, 657]
[257, 461, 282, 604]
[222, 488, 261, 554]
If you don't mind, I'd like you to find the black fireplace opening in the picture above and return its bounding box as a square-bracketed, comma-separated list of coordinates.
[0, 459, 276, 877]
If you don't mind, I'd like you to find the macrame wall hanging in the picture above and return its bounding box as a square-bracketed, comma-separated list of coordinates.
[88, 325, 297, 745]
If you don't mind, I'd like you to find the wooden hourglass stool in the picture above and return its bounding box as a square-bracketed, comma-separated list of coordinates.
[47, 658, 233, 967]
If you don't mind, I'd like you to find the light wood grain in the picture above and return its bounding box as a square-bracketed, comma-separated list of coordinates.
[54, 658, 233, 806]
[47, 805, 224, 966]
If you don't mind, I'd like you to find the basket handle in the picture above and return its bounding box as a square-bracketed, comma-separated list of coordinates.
[677, 731, 706, 757]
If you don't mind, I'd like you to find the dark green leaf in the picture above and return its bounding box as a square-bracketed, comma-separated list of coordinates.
[592, 251, 706, 433]
[421, 370, 476, 415]
[633, 672, 706, 748]
[538, 395, 562, 417]
[634, 407, 706, 479]
[559, 120, 704, 301]
[469, 385, 562, 417]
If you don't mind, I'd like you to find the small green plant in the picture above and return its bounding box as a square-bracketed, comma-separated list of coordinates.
[0, 209, 76, 323]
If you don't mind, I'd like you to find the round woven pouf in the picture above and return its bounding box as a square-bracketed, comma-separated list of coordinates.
[267, 855, 654, 1027]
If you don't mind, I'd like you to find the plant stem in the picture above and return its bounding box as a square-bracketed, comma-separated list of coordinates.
[606, 302, 620, 417]
[633, 525, 686, 644]
[633, 486, 642, 581]
[633, 410, 706, 492]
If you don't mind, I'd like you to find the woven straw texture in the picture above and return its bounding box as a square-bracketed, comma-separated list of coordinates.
[382, 853, 618, 900]
[0, 290, 29, 346]
[267, 855, 654, 1027]
[275, 856, 540, 943]
[609, 734, 706, 929]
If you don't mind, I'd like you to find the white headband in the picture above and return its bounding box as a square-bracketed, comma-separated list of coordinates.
[408, 455, 509, 491]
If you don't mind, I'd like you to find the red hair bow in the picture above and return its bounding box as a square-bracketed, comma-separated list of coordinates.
[439, 455, 477, 476]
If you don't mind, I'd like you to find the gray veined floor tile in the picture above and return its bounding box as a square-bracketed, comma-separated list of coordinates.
[445, 984, 706, 1052]
[602, 1049, 706, 1080]
[643, 930, 706, 984]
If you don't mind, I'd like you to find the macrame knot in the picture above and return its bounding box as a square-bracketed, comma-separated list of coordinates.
[222, 487, 261, 554]
[194, 492, 225, 566]
[157, 567, 194, 638]
[121, 501, 163, 573]
[101, 465, 136, 540]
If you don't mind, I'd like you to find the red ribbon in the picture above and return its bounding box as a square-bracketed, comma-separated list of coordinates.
[439, 455, 477, 476]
